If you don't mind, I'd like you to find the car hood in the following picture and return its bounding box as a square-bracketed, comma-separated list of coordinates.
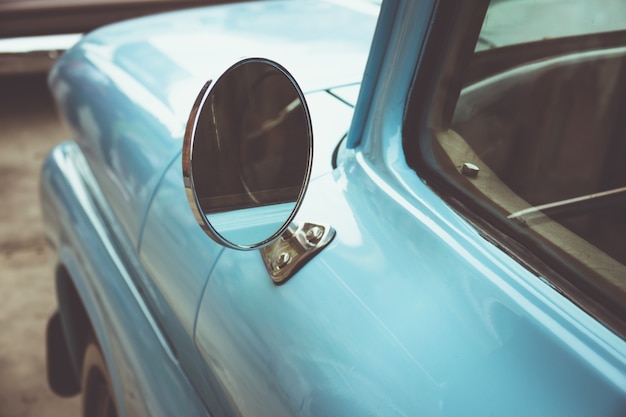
[49, 0, 378, 244]
[76, 0, 379, 122]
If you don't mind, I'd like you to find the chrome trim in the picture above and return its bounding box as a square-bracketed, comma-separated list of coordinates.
[182, 57, 314, 251]
[260, 222, 336, 284]
[182, 77, 218, 242]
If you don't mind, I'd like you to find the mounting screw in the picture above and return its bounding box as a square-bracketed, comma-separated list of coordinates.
[273, 252, 291, 270]
[305, 226, 324, 245]
[461, 162, 480, 178]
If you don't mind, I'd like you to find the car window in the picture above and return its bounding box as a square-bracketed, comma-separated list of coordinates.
[477, 0, 626, 51]
[427, 0, 626, 330]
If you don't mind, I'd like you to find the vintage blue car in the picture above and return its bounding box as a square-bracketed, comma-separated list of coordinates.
[41, 0, 626, 416]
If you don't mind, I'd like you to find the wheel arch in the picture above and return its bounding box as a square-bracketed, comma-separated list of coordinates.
[47, 257, 115, 398]
[47, 261, 97, 396]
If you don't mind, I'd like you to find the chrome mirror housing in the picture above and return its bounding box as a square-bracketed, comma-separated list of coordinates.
[182, 58, 313, 250]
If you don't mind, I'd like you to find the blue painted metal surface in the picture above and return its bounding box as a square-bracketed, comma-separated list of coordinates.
[40, 0, 626, 416]
[199, 165, 626, 416]
[48, 0, 378, 247]
[40, 143, 210, 417]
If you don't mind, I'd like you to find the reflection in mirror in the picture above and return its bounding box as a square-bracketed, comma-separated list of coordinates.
[183, 58, 312, 249]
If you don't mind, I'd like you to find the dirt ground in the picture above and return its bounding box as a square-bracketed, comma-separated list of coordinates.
[0, 73, 80, 416]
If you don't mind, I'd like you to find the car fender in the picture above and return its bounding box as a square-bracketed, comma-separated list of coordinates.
[41, 142, 210, 417]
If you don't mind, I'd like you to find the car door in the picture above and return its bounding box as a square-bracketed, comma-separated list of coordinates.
[137, 152, 225, 406]
[189, 85, 365, 416]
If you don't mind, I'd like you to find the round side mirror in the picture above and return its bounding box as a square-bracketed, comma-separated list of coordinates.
[182, 58, 313, 250]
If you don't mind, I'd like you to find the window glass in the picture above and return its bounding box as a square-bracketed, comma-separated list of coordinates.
[430, 0, 626, 323]
[477, 0, 626, 51]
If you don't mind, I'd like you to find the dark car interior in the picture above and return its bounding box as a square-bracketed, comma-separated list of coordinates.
[453, 48, 626, 258]
[434, 32, 626, 312]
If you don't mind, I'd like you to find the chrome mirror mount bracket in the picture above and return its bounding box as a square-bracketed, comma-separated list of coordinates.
[260, 222, 336, 285]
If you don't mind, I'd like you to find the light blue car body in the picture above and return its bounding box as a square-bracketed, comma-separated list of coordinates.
[41, 0, 626, 416]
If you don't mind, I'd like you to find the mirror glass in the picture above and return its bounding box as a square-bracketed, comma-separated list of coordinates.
[183, 58, 313, 249]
